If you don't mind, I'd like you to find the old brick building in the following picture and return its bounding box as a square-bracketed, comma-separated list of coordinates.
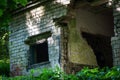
[9, 0, 120, 75]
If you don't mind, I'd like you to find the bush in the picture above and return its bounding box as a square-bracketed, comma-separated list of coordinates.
[0, 59, 10, 76]
[1, 66, 120, 80]
[76, 67, 120, 80]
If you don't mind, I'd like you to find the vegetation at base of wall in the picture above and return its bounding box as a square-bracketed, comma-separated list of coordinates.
[76, 67, 120, 80]
[0, 59, 10, 76]
[1, 66, 120, 80]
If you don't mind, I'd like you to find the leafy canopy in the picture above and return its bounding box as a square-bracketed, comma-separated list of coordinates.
[0, 0, 27, 16]
[0, 0, 28, 59]
[0, 0, 28, 27]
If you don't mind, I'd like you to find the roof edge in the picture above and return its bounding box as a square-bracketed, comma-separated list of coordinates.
[12, 0, 48, 15]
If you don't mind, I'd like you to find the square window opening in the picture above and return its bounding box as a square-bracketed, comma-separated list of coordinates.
[30, 40, 49, 65]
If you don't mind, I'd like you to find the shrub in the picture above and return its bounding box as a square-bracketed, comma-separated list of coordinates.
[0, 59, 10, 76]
[1, 66, 120, 80]
[76, 67, 120, 80]
[30, 67, 65, 80]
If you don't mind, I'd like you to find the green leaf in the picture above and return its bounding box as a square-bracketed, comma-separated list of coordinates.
[13, 0, 19, 3]
[0, 9, 3, 16]
[19, 0, 28, 6]
[13, 0, 28, 6]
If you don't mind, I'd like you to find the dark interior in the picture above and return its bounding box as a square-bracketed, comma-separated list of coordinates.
[82, 32, 113, 68]
[30, 40, 49, 65]
[36, 41, 49, 63]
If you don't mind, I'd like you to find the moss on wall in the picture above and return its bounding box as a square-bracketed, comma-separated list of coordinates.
[68, 18, 98, 66]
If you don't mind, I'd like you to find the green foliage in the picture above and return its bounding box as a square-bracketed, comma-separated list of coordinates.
[1, 67, 74, 80]
[2, 67, 120, 80]
[0, 60, 10, 76]
[0, 0, 28, 27]
[0, 9, 3, 16]
[0, 0, 28, 59]
[0, 32, 9, 59]
[0, 0, 28, 60]
[76, 67, 120, 80]
[0, 76, 2, 80]
[30, 67, 65, 80]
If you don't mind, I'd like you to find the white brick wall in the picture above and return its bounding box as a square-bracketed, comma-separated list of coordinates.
[111, 0, 120, 66]
[9, 0, 70, 75]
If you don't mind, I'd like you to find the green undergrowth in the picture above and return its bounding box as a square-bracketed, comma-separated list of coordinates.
[0, 59, 10, 77]
[76, 67, 120, 80]
[1, 66, 120, 80]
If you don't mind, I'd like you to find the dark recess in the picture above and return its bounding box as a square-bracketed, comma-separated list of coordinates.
[82, 32, 113, 68]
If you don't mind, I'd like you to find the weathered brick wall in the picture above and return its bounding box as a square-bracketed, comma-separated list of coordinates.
[111, 1, 120, 66]
[60, 25, 70, 73]
[9, 0, 70, 75]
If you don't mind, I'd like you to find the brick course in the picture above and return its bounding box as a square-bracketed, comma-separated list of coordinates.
[9, 0, 70, 75]
[111, 0, 120, 66]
